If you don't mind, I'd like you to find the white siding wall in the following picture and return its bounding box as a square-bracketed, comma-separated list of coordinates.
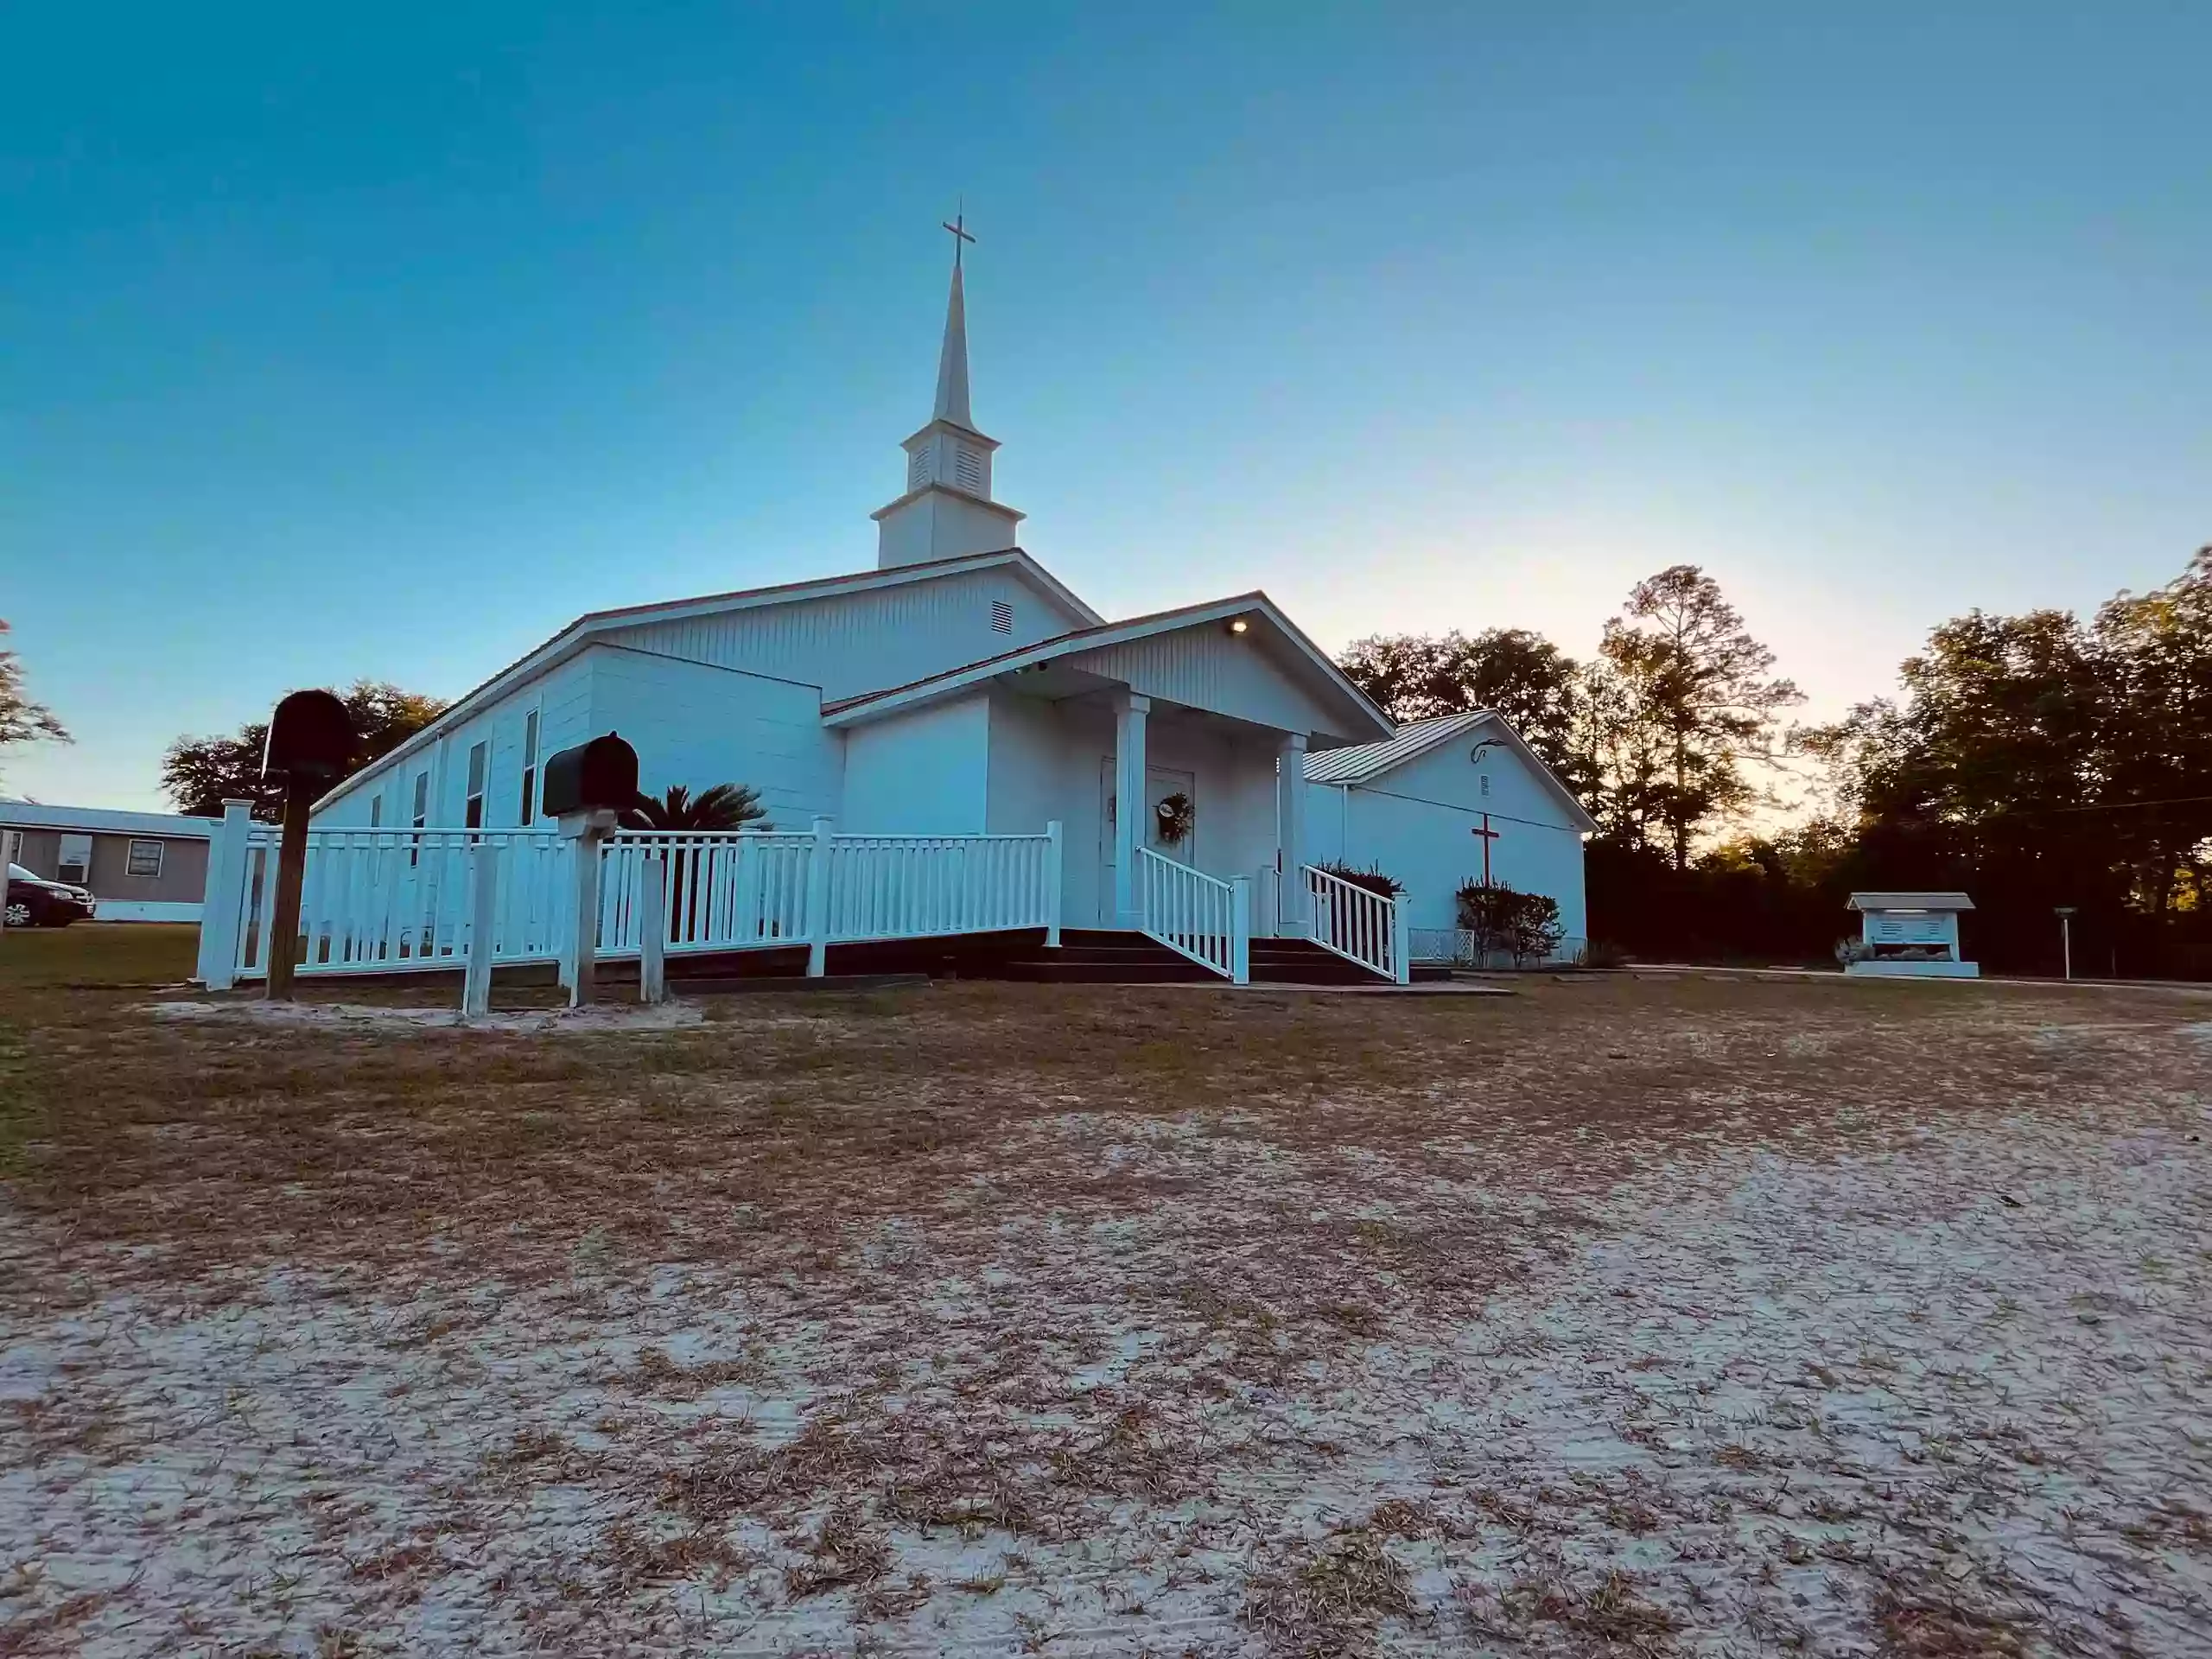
[982, 690, 1075, 837]
[585, 646, 841, 829]
[842, 694, 990, 835]
[312, 652, 619, 832]
[985, 694, 1107, 924]
[600, 569, 1071, 705]
[1307, 738, 1588, 940]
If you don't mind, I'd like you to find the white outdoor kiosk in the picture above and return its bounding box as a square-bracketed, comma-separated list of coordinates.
[1846, 892, 1978, 978]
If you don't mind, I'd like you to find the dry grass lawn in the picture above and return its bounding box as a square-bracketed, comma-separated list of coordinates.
[2, 926, 2209, 1655]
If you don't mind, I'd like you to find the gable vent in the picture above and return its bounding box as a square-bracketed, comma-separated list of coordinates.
[990, 600, 1015, 634]
[955, 443, 985, 493]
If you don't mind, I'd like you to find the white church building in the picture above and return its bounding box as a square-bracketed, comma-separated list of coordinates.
[282, 249, 1591, 982]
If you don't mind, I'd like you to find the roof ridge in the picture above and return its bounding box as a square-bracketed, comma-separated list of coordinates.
[579, 546, 1029, 626]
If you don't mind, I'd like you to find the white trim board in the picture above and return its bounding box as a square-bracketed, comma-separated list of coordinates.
[86, 900, 206, 924]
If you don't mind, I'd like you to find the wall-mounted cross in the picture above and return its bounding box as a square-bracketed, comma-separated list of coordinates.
[942, 210, 976, 270]
[1471, 811, 1502, 887]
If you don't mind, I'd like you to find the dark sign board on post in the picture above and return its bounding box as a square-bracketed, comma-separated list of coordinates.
[260, 690, 358, 1001]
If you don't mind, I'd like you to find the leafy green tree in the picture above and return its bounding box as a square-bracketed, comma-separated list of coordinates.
[1807, 607, 2108, 894]
[1595, 566, 1802, 869]
[1808, 551, 2212, 946]
[0, 620, 69, 779]
[162, 682, 448, 819]
[2088, 548, 2212, 918]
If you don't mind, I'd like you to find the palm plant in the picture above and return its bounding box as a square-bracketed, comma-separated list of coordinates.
[623, 783, 772, 833]
[623, 784, 772, 938]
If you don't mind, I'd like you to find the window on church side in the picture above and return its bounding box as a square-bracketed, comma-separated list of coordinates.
[518, 709, 540, 825]
[410, 772, 429, 867]
[465, 741, 488, 834]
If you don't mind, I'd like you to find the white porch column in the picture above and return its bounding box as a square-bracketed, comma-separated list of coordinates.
[1274, 733, 1308, 937]
[1112, 691, 1150, 930]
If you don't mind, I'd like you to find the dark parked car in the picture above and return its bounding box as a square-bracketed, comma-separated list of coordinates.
[5, 862, 95, 927]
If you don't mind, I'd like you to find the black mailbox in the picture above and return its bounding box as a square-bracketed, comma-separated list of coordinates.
[541, 732, 639, 818]
[262, 690, 356, 784]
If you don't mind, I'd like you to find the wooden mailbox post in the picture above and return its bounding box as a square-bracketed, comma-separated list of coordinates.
[261, 690, 356, 1001]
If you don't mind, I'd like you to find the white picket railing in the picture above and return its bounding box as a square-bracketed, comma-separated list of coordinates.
[200, 809, 1066, 987]
[1134, 846, 1249, 983]
[1303, 863, 1409, 984]
[225, 826, 569, 980]
[598, 830, 814, 956]
[822, 833, 1058, 942]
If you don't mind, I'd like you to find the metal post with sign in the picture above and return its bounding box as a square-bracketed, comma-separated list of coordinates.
[2054, 906, 2076, 982]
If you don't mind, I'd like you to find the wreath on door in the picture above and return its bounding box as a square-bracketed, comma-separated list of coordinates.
[1154, 791, 1194, 848]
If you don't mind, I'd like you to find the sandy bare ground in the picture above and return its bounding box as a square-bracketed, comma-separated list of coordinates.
[1, 969, 2208, 1655]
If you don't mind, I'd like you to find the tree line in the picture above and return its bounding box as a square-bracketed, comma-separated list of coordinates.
[1338, 548, 2212, 977]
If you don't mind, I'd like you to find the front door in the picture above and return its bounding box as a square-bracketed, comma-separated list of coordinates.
[1097, 760, 1200, 924]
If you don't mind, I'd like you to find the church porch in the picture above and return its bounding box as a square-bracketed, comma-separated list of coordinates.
[977, 684, 1300, 933]
[826, 594, 1395, 938]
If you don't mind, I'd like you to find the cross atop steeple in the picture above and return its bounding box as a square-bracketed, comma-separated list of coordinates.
[942, 208, 976, 270]
[932, 214, 976, 430]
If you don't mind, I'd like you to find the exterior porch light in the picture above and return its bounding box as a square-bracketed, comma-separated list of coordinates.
[1227, 616, 1250, 635]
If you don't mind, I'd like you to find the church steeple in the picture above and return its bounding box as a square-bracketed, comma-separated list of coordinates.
[873, 214, 1025, 570]
[933, 257, 973, 429]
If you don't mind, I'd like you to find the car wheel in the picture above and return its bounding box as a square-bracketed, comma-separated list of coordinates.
[3, 901, 30, 929]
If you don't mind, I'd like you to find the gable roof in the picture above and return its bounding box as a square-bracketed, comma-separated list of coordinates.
[1303, 710, 1487, 785]
[1303, 709, 1599, 833]
[316, 547, 1101, 810]
[822, 592, 1394, 741]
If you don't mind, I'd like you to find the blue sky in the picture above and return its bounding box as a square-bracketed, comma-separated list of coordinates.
[5, 3, 2206, 808]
